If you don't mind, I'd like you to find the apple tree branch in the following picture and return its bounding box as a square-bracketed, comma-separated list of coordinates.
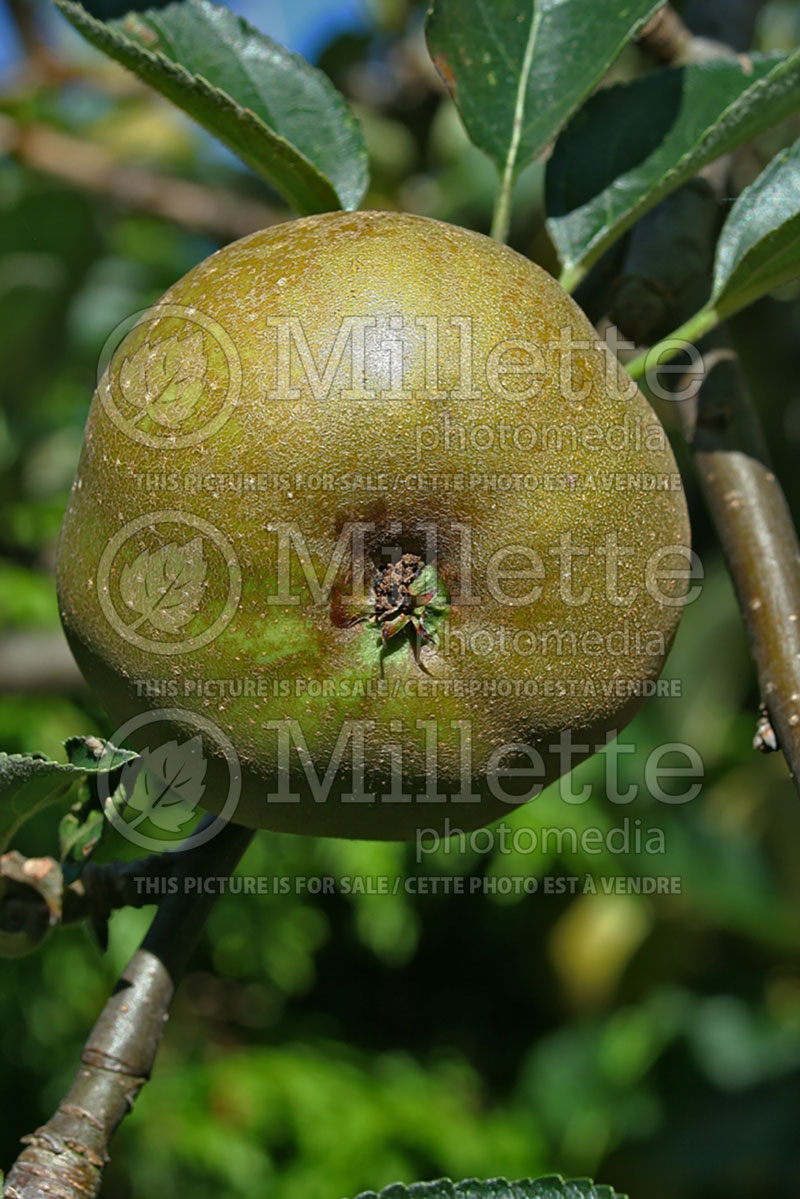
[2, 816, 255, 1199]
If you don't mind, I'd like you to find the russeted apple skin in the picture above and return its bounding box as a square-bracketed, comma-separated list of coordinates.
[57, 211, 690, 840]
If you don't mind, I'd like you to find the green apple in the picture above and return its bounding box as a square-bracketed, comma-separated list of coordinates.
[56, 211, 691, 840]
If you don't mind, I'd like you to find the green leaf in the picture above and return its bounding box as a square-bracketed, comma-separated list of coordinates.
[59, 737, 139, 875]
[627, 135, 800, 382]
[55, 0, 368, 214]
[352, 1178, 626, 1199]
[711, 137, 800, 315]
[547, 50, 800, 288]
[425, 0, 661, 180]
[58, 803, 106, 870]
[0, 737, 138, 855]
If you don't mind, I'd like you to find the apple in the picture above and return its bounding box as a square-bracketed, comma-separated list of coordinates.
[56, 211, 691, 840]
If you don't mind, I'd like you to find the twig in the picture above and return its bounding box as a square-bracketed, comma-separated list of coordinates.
[0, 632, 86, 695]
[2, 815, 255, 1199]
[0, 114, 284, 241]
[610, 0, 800, 786]
[636, 1, 756, 65]
[608, 178, 719, 345]
[0, 846, 194, 956]
[5, 0, 58, 76]
[676, 332, 800, 787]
[637, 5, 693, 64]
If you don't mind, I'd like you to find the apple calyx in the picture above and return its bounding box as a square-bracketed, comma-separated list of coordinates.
[342, 552, 449, 661]
[368, 553, 448, 647]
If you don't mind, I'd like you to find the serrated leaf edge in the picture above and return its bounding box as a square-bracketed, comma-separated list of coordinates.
[55, 0, 365, 213]
[551, 48, 800, 278]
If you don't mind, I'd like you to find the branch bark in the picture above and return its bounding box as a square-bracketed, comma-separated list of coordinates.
[637, 5, 693, 64]
[0, 632, 86, 695]
[673, 326, 800, 787]
[0, 844, 202, 956]
[0, 114, 284, 242]
[637, 1, 762, 65]
[610, 0, 800, 785]
[2, 816, 255, 1199]
[5, 0, 58, 76]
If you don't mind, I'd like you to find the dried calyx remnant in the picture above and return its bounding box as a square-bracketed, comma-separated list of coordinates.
[372, 554, 425, 637]
[344, 551, 449, 652]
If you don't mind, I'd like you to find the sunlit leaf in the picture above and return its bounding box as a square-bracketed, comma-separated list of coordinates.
[55, 0, 368, 213]
[547, 50, 800, 287]
[0, 737, 137, 854]
[711, 137, 800, 315]
[426, 0, 661, 184]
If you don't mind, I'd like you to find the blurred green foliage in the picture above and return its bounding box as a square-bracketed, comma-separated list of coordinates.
[2, 2, 800, 1198]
